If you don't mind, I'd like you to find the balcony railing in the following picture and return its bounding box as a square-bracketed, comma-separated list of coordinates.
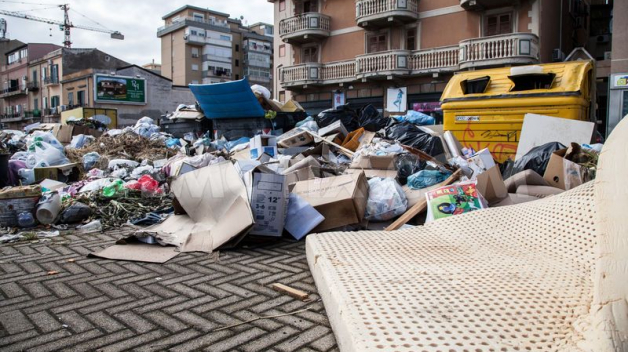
[459, 32, 539, 69]
[26, 81, 39, 90]
[157, 16, 229, 36]
[44, 76, 60, 85]
[409, 45, 460, 73]
[356, 0, 419, 27]
[356, 50, 410, 78]
[321, 60, 357, 83]
[279, 13, 331, 44]
[0, 86, 26, 97]
[281, 63, 323, 87]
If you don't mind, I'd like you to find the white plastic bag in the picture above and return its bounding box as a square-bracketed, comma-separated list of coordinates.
[365, 177, 408, 221]
[28, 141, 70, 166]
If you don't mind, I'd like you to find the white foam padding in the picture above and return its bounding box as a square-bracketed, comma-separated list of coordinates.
[307, 117, 628, 352]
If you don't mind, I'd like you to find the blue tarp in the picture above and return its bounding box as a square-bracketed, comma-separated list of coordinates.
[189, 79, 265, 119]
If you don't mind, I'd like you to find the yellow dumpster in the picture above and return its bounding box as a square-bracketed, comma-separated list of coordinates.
[441, 61, 593, 162]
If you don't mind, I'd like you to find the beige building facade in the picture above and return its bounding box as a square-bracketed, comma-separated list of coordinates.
[269, 0, 599, 117]
[157, 6, 274, 93]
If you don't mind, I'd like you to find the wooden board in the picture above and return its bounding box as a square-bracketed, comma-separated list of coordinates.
[271, 283, 309, 301]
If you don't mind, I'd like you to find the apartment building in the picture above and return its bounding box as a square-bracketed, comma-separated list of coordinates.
[0, 42, 60, 126]
[27, 48, 63, 122]
[269, 0, 595, 116]
[157, 6, 274, 93]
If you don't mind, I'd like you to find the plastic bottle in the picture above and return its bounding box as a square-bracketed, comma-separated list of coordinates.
[17, 212, 36, 228]
[102, 179, 125, 197]
[18, 168, 35, 185]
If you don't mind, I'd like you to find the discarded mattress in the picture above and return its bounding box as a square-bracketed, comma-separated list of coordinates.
[189, 79, 265, 119]
[306, 117, 628, 351]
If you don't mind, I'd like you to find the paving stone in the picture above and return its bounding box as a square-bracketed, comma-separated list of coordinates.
[0, 233, 337, 351]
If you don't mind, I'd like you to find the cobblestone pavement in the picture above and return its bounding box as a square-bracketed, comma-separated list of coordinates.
[0, 231, 339, 352]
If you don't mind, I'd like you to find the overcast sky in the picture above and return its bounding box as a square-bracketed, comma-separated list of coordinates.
[2, 0, 273, 65]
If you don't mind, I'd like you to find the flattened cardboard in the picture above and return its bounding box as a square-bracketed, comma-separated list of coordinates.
[250, 172, 288, 237]
[56, 125, 103, 144]
[543, 149, 589, 190]
[89, 243, 179, 263]
[475, 165, 508, 205]
[291, 172, 368, 232]
[516, 185, 564, 198]
[345, 168, 398, 179]
[118, 162, 254, 261]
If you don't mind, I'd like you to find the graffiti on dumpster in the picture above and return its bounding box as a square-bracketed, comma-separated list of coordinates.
[460, 122, 518, 161]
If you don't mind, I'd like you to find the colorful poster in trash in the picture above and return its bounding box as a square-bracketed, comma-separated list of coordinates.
[94, 74, 146, 104]
[386, 87, 407, 113]
[425, 181, 487, 222]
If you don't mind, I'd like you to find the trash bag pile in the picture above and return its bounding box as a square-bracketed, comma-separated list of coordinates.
[0, 100, 603, 265]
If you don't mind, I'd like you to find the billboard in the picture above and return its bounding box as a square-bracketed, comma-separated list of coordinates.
[94, 74, 146, 104]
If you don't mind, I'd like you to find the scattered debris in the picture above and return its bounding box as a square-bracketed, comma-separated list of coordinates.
[271, 283, 310, 301]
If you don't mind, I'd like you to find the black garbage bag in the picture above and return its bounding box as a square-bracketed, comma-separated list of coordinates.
[315, 104, 359, 131]
[358, 104, 387, 132]
[384, 121, 445, 158]
[395, 153, 426, 186]
[59, 202, 92, 224]
[508, 141, 566, 178]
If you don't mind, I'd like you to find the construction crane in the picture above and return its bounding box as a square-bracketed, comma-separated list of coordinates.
[0, 3, 123, 48]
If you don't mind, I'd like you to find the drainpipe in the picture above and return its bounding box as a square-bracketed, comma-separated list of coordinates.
[559, 0, 563, 56]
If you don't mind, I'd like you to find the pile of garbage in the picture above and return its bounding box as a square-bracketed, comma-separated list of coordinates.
[0, 103, 602, 264]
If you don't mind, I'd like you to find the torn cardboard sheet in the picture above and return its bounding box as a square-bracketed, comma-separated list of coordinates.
[89, 242, 179, 263]
[93, 162, 254, 262]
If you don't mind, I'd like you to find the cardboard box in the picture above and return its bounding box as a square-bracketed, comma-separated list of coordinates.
[345, 168, 397, 179]
[56, 125, 103, 144]
[475, 165, 508, 205]
[291, 172, 368, 232]
[277, 129, 314, 148]
[281, 99, 305, 112]
[250, 135, 278, 159]
[543, 149, 590, 190]
[249, 172, 289, 237]
[467, 148, 496, 179]
[319, 120, 348, 138]
[350, 155, 396, 170]
[34, 163, 80, 183]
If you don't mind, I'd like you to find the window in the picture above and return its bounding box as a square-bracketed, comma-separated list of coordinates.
[235, 74, 240, 80]
[279, 0, 285, 11]
[77, 90, 85, 106]
[193, 13, 204, 21]
[32, 70, 38, 83]
[303, 46, 318, 63]
[485, 13, 512, 36]
[42, 67, 47, 82]
[279, 44, 286, 57]
[190, 29, 198, 36]
[51, 64, 59, 82]
[34, 98, 39, 111]
[220, 35, 231, 41]
[44, 97, 48, 109]
[302, 0, 317, 13]
[235, 44, 239, 52]
[406, 29, 416, 51]
[235, 59, 239, 67]
[20, 48, 27, 59]
[68, 92, 74, 106]
[192, 64, 199, 71]
[7, 51, 19, 64]
[191, 47, 199, 58]
[367, 33, 388, 53]
[51, 96, 60, 109]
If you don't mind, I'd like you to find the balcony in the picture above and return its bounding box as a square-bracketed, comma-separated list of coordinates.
[44, 76, 60, 85]
[202, 69, 232, 79]
[281, 63, 323, 88]
[460, 0, 517, 10]
[26, 81, 39, 91]
[279, 13, 330, 44]
[279, 34, 540, 88]
[459, 33, 539, 69]
[0, 86, 26, 98]
[157, 16, 229, 37]
[356, 0, 419, 28]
